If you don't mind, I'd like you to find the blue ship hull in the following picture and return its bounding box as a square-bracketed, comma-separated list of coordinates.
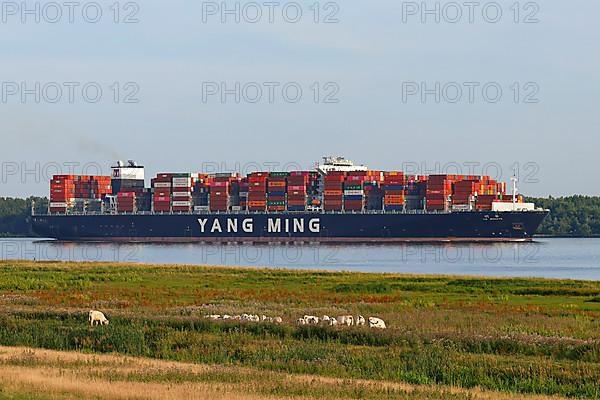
[31, 211, 548, 242]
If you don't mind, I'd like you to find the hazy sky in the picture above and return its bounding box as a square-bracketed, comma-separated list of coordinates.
[0, 0, 598, 197]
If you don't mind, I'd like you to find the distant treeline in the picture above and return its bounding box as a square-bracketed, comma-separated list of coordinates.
[0, 197, 48, 237]
[0, 196, 599, 237]
[525, 196, 600, 237]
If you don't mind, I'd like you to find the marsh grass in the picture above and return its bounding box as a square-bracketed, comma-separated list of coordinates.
[0, 346, 571, 400]
[1, 261, 600, 398]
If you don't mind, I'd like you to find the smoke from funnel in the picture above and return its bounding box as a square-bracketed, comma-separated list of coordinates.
[74, 137, 122, 161]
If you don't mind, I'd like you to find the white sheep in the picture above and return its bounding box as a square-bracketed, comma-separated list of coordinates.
[329, 317, 338, 326]
[338, 315, 354, 326]
[368, 317, 386, 329]
[89, 310, 109, 326]
[303, 315, 320, 325]
[356, 315, 366, 326]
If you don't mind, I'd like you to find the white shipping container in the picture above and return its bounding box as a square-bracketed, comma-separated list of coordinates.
[154, 182, 171, 188]
[172, 177, 192, 185]
[344, 190, 364, 196]
[172, 201, 192, 207]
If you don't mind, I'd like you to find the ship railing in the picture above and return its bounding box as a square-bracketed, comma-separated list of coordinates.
[37, 209, 468, 216]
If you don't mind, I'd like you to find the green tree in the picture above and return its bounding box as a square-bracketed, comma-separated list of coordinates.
[525, 196, 600, 237]
[0, 197, 49, 237]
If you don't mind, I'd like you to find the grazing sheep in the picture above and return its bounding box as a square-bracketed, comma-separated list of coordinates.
[261, 315, 269, 321]
[89, 310, 109, 326]
[241, 314, 260, 322]
[296, 317, 307, 325]
[273, 317, 283, 324]
[205, 314, 221, 320]
[303, 315, 320, 325]
[321, 315, 331, 324]
[232, 315, 241, 320]
[368, 317, 386, 329]
[221, 315, 232, 320]
[329, 317, 338, 326]
[338, 315, 354, 326]
[356, 315, 366, 326]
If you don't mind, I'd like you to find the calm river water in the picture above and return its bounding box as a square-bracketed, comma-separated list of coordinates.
[1, 238, 599, 280]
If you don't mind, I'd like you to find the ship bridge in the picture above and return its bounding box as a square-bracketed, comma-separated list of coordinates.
[316, 156, 368, 175]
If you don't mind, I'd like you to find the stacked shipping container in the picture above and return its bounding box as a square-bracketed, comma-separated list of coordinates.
[248, 172, 268, 211]
[363, 171, 384, 211]
[267, 172, 287, 212]
[193, 175, 210, 211]
[426, 175, 454, 211]
[323, 171, 345, 211]
[172, 174, 194, 213]
[49, 176, 75, 214]
[453, 176, 503, 210]
[287, 171, 309, 211]
[117, 192, 136, 213]
[210, 174, 234, 212]
[383, 172, 406, 211]
[238, 177, 249, 210]
[50, 175, 111, 214]
[344, 171, 366, 212]
[152, 174, 172, 213]
[50, 167, 511, 215]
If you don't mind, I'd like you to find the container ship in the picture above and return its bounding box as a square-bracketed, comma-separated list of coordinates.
[31, 157, 548, 242]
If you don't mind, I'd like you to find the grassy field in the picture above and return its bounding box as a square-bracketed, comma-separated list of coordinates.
[1, 261, 600, 399]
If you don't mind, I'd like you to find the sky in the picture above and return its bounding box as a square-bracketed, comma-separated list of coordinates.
[0, 0, 598, 197]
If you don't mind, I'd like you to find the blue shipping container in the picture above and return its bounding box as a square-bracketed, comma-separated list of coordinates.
[385, 205, 404, 211]
[384, 185, 406, 191]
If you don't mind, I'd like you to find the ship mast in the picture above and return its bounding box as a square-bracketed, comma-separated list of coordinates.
[511, 176, 518, 210]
